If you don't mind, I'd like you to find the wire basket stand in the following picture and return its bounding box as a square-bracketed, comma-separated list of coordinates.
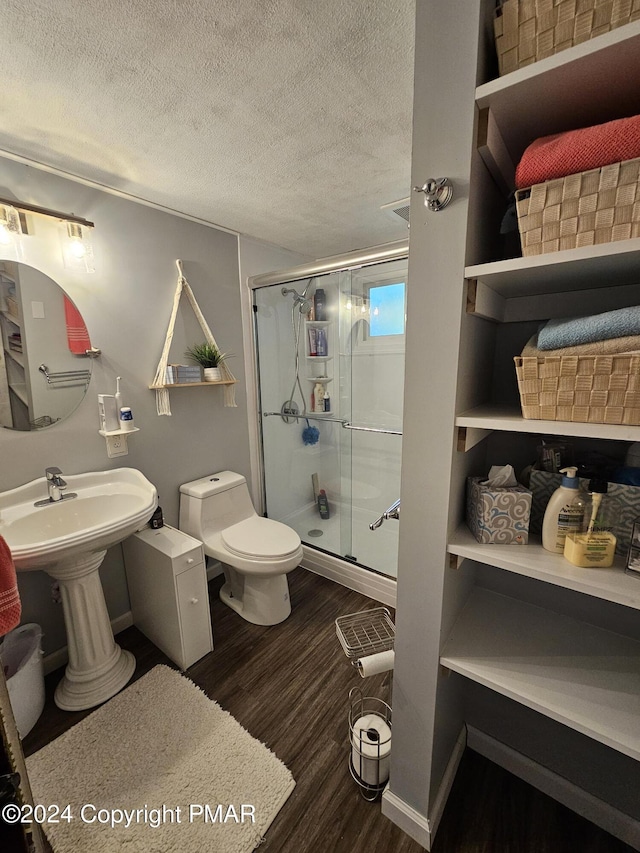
[336, 607, 395, 800]
[335, 606, 395, 666]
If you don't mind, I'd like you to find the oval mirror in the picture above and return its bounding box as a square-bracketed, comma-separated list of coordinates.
[0, 261, 94, 431]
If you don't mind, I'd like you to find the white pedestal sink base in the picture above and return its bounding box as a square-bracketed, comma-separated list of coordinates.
[49, 550, 136, 711]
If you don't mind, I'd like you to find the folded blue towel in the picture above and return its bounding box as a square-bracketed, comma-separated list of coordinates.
[537, 306, 640, 350]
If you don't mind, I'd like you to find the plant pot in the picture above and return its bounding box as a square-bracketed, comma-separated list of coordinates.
[203, 367, 221, 382]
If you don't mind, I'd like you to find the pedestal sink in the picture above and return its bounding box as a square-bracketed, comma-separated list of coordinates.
[0, 468, 157, 711]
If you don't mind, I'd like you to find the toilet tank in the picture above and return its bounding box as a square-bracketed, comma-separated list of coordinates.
[179, 471, 256, 538]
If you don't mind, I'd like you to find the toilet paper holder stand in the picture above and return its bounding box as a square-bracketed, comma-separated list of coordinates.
[348, 686, 392, 801]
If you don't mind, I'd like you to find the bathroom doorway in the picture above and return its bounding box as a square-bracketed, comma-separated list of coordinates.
[253, 247, 407, 579]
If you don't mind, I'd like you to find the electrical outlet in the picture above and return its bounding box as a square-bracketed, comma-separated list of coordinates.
[106, 434, 129, 458]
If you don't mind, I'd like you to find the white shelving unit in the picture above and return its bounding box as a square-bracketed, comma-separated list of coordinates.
[440, 587, 640, 761]
[0, 267, 33, 428]
[385, 6, 640, 850]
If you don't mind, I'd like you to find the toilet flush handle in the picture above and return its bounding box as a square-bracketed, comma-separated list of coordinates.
[190, 597, 199, 605]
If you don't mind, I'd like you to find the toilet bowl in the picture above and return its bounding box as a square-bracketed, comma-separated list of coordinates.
[179, 471, 303, 625]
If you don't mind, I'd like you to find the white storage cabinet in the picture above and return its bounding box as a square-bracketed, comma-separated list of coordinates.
[123, 525, 213, 670]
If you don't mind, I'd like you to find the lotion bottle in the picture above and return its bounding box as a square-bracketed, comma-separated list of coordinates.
[541, 466, 585, 553]
[564, 479, 617, 567]
[313, 382, 325, 413]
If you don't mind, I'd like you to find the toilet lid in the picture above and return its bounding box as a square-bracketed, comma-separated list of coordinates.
[221, 517, 301, 559]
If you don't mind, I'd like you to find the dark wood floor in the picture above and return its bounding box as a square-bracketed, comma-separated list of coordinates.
[23, 568, 636, 853]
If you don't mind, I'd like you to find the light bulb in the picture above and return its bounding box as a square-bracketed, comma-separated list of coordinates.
[346, 300, 352, 310]
[69, 238, 87, 259]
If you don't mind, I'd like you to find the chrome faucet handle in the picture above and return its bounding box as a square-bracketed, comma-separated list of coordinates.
[383, 498, 401, 520]
[370, 498, 401, 530]
[45, 466, 63, 480]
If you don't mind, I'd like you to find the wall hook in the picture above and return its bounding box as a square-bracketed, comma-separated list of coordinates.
[413, 178, 454, 211]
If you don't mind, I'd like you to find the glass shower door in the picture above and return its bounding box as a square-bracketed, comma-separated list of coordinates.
[254, 255, 406, 579]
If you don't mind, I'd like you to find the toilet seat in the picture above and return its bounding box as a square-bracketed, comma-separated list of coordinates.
[221, 516, 301, 560]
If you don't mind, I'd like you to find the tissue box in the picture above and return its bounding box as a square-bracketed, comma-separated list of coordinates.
[529, 469, 640, 556]
[466, 477, 532, 544]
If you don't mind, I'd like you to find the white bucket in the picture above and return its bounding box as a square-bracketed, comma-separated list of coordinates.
[1, 623, 45, 738]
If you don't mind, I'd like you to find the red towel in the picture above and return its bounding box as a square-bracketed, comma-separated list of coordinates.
[0, 535, 21, 637]
[515, 114, 640, 190]
[64, 295, 91, 355]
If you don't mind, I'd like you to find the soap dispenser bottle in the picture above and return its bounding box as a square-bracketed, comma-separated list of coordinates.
[541, 466, 586, 553]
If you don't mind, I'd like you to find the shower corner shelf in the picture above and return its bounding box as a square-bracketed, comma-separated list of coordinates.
[335, 607, 396, 660]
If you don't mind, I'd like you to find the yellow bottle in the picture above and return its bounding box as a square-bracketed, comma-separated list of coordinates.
[563, 479, 616, 568]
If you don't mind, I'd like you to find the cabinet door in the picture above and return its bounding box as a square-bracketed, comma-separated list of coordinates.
[176, 566, 213, 669]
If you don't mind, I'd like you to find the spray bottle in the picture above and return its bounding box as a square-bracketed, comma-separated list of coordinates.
[541, 466, 585, 553]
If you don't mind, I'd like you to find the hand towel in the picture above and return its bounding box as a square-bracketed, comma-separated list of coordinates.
[64, 296, 91, 355]
[522, 332, 640, 358]
[0, 535, 21, 637]
[515, 114, 640, 190]
[537, 307, 640, 350]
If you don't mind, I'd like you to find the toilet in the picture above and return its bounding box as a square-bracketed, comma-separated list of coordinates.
[179, 471, 303, 625]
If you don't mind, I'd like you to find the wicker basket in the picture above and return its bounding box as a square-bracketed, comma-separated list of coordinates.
[494, 0, 640, 76]
[515, 157, 640, 256]
[514, 352, 640, 424]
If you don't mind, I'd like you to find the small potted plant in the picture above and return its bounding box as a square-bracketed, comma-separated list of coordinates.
[185, 342, 230, 382]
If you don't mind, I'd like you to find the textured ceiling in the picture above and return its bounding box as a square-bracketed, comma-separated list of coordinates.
[1, 0, 414, 259]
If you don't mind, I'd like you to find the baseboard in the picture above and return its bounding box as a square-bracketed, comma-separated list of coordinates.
[381, 724, 466, 850]
[301, 546, 396, 607]
[42, 611, 134, 676]
[381, 788, 432, 849]
[467, 726, 640, 851]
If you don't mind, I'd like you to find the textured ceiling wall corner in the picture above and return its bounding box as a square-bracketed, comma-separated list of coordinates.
[0, 0, 415, 258]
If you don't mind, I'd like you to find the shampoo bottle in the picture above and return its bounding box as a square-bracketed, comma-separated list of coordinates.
[317, 489, 330, 519]
[541, 466, 585, 553]
[564, 478, 617, 567]
[313, 382, 325, 413]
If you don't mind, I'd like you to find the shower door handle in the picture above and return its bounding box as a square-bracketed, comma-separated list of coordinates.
[370, 499, 401, 531]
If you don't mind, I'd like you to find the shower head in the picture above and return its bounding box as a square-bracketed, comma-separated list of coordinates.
[282, 286, 312, 315]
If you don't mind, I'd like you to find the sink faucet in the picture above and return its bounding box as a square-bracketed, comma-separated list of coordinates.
[45, 467, 67, 502]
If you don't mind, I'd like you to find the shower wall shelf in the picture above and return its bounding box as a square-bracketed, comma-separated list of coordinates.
[148, 379, 236, 389]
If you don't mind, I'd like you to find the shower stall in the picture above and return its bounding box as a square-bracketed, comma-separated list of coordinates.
[251, 242, 407, 582]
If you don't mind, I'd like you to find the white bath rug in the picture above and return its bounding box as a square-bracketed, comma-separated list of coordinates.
[26, 665, 295, 852]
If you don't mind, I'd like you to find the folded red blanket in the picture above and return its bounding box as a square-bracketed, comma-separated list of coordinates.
[515, 114, 640, 190]
[0, 535, 21, 637]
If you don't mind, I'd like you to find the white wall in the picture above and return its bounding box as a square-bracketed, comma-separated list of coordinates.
[0, 156, 250, 656]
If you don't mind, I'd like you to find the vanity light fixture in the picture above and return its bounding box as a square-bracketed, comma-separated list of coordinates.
[61, 221, 95, 273]
[0, 195, 95, 273]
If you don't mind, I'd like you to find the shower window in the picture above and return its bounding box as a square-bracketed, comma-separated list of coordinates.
[254, 256, 406, 579]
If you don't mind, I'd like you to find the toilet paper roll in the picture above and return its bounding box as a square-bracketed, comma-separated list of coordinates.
[351, 713, 391, 786]
[355, 650, 395, 678]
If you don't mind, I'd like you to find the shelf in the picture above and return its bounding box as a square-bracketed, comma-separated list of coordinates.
[0, 309, 21, 328]
[8, 383, 28, 406]
[305, 376, 332, 383]
[98, 427, 140, 437]
[448, 526, 640, 611]
[440, 586, 640, 761]
[4, 347, 24, 368]
[455, 403, 640, 442]
[149, 380, 236, 389]
[465, 239, 640, 302]
[306, 320, 331, 327]
[476, 22, 640, 167]
[306, 355, 332, 362]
